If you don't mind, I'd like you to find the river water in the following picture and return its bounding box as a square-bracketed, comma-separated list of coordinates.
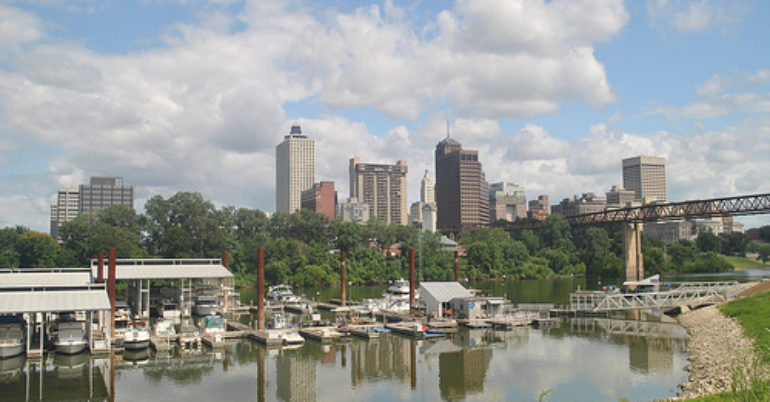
[2, 271, 767, 401]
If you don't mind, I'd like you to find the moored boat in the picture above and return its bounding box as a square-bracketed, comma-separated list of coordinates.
[53, 322, 87, 355]
[192, 295, 218, 316]
[123, 321, 151, 350]
[199, 315, 225, 334]
[0, 315, 25, 359]
[177, 323, 201, 350]
[154, 318, 176, 336]
[156, 299, 181, 319]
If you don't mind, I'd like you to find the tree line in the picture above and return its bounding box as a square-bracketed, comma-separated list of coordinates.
[1, 191, 765, 286]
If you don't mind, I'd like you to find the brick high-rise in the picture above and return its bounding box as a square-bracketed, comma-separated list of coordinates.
[435, 136, 489, 231]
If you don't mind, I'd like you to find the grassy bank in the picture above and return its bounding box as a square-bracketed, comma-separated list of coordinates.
[690, 288, 770, 401]
[724, 255, 769, 269]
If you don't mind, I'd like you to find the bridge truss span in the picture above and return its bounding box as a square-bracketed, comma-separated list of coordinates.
[567, 192, 770, 226]
[569, 286, 736, 312]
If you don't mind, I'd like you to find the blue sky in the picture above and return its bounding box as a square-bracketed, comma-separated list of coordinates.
[0, 0, 769, 232]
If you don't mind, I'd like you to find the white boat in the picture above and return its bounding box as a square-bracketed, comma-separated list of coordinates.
[156, 299, 181, 319]
[53, 322, 87, 355]
[113, 312, 131, 336]
[0, 321, 25, 358]
[192, 295, 218, 316]
[199, 315, 225, 334]
[386, 299, 411, 313]
[383, 278, 414, 301]
[267, 285, 301, 304]
[359, 299, 385, 315]
[115, 299, 132, 318]
[123, 321, 151, 350]
[270, 313, 290, 329]
[154, 318, 176, 336]
[281, 331, 304, 345]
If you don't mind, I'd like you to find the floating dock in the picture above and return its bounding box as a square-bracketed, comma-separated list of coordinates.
[348, 325, 382, 340]
[299, 327, 346, 344]
[150, 335, 175, 352]
[386, 322, 425, 337]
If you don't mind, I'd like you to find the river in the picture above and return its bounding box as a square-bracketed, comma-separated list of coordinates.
[2, 270, 767, 401]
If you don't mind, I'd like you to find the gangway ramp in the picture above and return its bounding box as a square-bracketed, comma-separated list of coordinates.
[569, 281, 740, 312]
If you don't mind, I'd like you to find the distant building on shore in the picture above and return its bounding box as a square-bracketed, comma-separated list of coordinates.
[276, 125, 315, 214]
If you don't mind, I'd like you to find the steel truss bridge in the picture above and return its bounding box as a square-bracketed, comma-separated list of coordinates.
[500, 192, 770, 230]
[569, 281, 741, 312]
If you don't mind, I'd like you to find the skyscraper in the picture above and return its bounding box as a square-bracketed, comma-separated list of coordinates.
[435, 136, 489, 231]
[276, 125, 315, 214]
[488, 182, 526, 222]
[420, 169, 434, 204]
[349, 157, 408, 225]
[79, 176, 134, 216]
[622, 156, 666, 203]
[50, 187, 80, 240]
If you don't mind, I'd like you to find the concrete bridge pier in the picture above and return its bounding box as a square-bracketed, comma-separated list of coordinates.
[623, 222, 644, 282]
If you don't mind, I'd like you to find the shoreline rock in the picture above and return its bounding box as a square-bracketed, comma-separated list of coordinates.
[673, 283, 758, 399]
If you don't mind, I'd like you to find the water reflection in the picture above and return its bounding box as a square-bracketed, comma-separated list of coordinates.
[0, 317, 691, 401]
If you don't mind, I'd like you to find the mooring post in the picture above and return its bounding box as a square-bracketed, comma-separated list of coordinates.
[454, 250, 460, 282]
[108, 248, 116, 338]
[341, 251, 347, 307]
[257, 247, 265, 330]
[409, 249, 415, 309]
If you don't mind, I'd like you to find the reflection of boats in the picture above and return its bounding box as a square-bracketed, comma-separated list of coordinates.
[0, 317, 25, 358]
[53, 322, 87, 355]
[124, 322, 151, 350]
[0, 353, 25, 383]
[154, 318, 176, 336]
[156, 299, 181, 319]
[123, 348, 151, 364]
[193, 295, 218, 316]
[53, 351, 88, 379]
[199, 315, 225, 334]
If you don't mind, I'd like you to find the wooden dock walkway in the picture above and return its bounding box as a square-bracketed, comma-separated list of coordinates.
[299, 327, 346, 344]
[348, 325, 382, 340]
[386, 322, 425, 337]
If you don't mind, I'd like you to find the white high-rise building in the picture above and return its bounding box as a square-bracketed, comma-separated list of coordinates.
[50, 188, 80, 241]
[622, 156, 666, 203]
[420, 169, 434, 204]
[276, 126, 315, 214]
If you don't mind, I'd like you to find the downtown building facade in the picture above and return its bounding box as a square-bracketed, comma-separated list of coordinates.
[301, 181, 337, 220]
[410, 169, 438, 231]
[527, 195, 549, 220]
[50, 176, 134, 240]
[622, 156, 666, 203]
[489, 182, 526, 222]
[276, 125, 315, 214]
[434, 137, 489, 231]
[349, 157, 408, 225]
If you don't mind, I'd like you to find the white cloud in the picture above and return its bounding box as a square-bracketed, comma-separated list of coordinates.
[0, 4, 45, 52]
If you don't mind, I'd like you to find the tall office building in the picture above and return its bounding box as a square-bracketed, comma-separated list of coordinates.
[489, 182, 526, 222]
[349, 157, 408, 225]
[79, 177, 134, 216]
[301, 181, 336, 220]
[50, 188, 80, 240]
[276, 125, 315, 214]
[622, 156, 666, 203]
[435, 137, 489, 230]
[420, 170, 434, 204]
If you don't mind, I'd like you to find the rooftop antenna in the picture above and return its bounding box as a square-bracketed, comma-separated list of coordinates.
[446, 119, 450, 138]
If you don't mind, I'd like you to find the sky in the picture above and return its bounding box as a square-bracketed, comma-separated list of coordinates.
[1, 0, 769, 232]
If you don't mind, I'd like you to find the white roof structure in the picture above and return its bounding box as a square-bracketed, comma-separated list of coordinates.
[0, 269, 93, 289]
[0, 290, 110, 313]
[90, 258, 233, 280]
[419, 281, 472, 303]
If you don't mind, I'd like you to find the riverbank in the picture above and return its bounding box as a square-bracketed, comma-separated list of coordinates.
[675, 282, 763, 399]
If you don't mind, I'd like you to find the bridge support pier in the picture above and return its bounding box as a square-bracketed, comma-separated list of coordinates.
[623, 222, 644, 282]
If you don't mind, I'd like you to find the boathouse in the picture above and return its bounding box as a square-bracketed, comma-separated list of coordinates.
[419, 281, 472, 318]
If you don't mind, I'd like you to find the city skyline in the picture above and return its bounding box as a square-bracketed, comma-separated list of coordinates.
[1, 1, 769, 232]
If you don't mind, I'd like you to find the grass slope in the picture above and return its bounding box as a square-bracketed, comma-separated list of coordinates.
[724, 255, 770, 269]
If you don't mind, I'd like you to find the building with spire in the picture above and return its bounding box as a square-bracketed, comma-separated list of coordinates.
[276, 125, 315, 214]
[421, 169, 434, 204]
[434, 132, 489, 231]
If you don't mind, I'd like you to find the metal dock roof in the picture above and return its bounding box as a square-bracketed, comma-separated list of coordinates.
[0, 268, 94, 290]
[0, 289, 110, 313]
[90, 258, 233, 280]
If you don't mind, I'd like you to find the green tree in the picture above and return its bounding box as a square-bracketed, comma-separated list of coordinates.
[719, 232, 747, 256]
[696, 231, 719, 253]
[643, 247, 667, 274]
[18, 231, 60, 267]
[541, 214, 571, 248]
[667, 240, 697, 270]
[519, 230, 540, 255]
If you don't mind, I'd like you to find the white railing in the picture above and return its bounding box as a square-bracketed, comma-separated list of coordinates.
[569, 285, 735, 311]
